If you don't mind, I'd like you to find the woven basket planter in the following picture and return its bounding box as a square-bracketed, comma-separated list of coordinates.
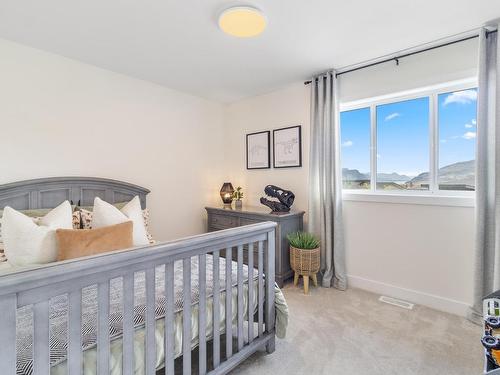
[290, 246, 320, 276]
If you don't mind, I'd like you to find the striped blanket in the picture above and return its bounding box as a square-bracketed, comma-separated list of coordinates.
[16, 256, 248, 375]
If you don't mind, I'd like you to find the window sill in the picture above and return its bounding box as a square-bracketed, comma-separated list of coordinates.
[342, 191, 475, 207]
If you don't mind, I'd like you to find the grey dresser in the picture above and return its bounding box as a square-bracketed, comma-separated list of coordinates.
[206, 205, 305, 287]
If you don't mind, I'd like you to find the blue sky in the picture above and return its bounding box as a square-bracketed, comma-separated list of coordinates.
[340, 89, 477, 177]
[438, 89, 477, 168]
[339, 107, 371, 175]
[376, 97, 429, 177]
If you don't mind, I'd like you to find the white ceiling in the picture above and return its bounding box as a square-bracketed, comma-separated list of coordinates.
[0, 0, 498, 103]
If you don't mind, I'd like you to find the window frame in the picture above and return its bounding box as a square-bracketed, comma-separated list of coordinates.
[339, 78, 477, 207]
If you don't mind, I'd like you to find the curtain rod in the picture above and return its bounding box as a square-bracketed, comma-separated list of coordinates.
[304, 29, 497, 85]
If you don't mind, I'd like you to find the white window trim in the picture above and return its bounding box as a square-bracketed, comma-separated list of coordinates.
[342, 191, 474, 207]
[340, 78, 477, 207]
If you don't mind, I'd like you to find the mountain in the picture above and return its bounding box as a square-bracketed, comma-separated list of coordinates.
[342, 168, 369, 181]
[377, 172, 412, 182]
[410, 160, 474, 187]
[342, 168, 410, 182]
[343, 160, 474, 188]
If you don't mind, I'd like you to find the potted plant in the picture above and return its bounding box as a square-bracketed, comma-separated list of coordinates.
[232, 186, 244, 208]
[287, 231, 320, 294]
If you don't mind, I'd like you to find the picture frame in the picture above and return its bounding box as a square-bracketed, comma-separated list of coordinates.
[273, 125, 302, 168]
[246, 130, 271, 169]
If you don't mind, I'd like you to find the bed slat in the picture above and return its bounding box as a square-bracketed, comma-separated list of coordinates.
[122, 274, 135, 375]
[198, 254, 207, 375]
[225, 247, 233, 359]
[258, 241, 264, 337]
[0, 221, 277, 375]
[165, 262, 175, 375]
[183, 258, 192, 375]
[33, 300, 50, 375]
[212, 250, 221, 368]
[247, 242, 254, 343]
[0, 294, 17, 375]
[265, 233, 276, 353]
[97, 281, 110, 375]
[145, 268, 156, 375]
[68, 290, 82, 375]
[237, 245, 244, 351]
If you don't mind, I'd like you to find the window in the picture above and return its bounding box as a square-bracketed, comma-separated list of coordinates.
[438, 89, 477, 191]
[339, 83, 477, 196]
[340, 108, 371, 189]
[376, 97, 429, 191]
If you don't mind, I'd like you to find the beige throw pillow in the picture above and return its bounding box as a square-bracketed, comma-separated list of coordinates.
[56, 221, 133, 261]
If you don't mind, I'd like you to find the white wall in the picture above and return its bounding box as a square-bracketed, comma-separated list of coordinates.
[339, 38, 478, 101]
[223, 83, 310, 215]
[0, 38, 225, 240]
[224, 39, 478, 316]
[0, 35, 478, 316]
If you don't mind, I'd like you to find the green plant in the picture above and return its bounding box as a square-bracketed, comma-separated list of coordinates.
[232, 186, 244, 200]
[287, 231, 320, 250]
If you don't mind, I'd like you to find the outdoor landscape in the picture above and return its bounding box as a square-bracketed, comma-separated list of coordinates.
[340, 89, 477, 192]
[342, 159, 475, 191]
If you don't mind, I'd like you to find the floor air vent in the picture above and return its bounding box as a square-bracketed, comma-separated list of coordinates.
[379, 296, 414, 310]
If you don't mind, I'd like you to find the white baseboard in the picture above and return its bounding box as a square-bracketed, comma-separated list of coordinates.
[347, 275, 471, 317]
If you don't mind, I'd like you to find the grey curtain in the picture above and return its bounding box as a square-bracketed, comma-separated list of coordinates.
[308, 71, 347, 290]
[471, 26, 500, 321]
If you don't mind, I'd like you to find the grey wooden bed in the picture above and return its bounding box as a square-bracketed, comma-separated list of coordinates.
[0, 177, 277, 375]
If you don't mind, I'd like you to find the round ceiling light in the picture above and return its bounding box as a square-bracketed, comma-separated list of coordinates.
[218, 6, 267, 38]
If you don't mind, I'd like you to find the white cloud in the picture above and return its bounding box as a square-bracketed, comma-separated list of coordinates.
[465, 118, 476, 128]
[462, 131, 476, 140]
[342, 140, 353, 147]
[385, 112, 400, 121]
[440, 139, 447, 143]
[443, 90, 477, 106]
[376, 153, 381, 159]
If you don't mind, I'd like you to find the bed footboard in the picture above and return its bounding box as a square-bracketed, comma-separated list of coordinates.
[0, 221, 277, 375]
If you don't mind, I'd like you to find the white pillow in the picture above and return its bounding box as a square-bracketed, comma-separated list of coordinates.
[92, 196, 149, 246]
[1, 201, 73, 266]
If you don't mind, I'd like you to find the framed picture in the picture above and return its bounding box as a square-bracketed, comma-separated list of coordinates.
[246, 131, 271, 169]
[273, 125, 302, 168]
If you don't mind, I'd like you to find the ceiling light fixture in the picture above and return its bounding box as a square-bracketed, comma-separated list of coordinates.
[218, 6, 267, 38]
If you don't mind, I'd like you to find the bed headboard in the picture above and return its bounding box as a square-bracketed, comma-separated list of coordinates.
[0, 177, 150, 210]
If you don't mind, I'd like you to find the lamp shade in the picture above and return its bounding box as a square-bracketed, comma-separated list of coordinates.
[220, 182, 235, 205]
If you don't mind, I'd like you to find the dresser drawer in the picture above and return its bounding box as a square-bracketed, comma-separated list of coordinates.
[239, 218, 261, 226]
[206, 206, 304, 287]
[209, 214, 238, 230]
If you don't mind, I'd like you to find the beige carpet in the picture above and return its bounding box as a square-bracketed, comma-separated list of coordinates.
[231, 284, 483, 375]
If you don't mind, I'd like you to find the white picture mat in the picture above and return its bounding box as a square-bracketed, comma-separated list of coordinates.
[247, 132, 269, 168]
[274, 126, 301, 167]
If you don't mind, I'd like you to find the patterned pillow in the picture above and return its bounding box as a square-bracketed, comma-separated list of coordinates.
[0, 225, 3, 262]
[79, 208, 93, 229]
[78, 207, 154, 243]
[72, 211, 81, 230]
[142, 208, 154, 244]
